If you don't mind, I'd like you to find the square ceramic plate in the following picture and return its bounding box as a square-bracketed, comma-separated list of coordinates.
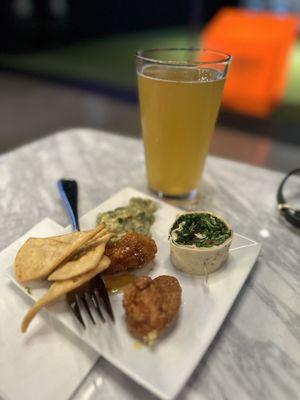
[7, 188, 261, 400]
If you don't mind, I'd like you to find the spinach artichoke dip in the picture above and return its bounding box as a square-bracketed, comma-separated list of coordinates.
[169, 212, 232, 276]
[96, 197, 157, 241]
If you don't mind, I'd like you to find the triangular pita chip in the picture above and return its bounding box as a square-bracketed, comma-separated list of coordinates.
[21, 255, 110, 333]
[51, 231, 87, 244]
[48, 232, 112, 281]
[48, 242, 106, 281]
[15, 224, 104, 283]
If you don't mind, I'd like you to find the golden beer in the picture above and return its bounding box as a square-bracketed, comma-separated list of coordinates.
[138, 65, 225, 197]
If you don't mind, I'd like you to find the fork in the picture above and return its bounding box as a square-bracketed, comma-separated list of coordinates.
[57, 178, 114, 328]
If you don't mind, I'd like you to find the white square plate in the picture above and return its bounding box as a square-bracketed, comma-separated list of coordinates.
[7, 188, 261, 400]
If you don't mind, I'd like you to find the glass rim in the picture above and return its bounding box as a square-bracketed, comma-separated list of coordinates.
[136, 47, 232, 66]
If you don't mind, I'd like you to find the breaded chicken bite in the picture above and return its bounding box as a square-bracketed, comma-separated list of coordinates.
[123, 275, 181, 344]
[104, 232, 157, 274]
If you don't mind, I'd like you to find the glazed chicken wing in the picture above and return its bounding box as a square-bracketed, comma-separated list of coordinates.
[104, 232, 157, 274]
[123, 275, 182, 344]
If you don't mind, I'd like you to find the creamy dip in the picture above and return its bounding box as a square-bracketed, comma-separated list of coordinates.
[96, 197, 157, 241]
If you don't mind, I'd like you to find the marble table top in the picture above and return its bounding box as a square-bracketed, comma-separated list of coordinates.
[1, 128, 299, 400]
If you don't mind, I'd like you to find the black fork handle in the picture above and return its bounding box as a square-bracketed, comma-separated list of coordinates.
[57, 178, 115, 323]
[57, 179, 80, 231]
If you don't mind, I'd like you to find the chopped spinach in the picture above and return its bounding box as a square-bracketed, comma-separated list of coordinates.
[170, 213, 231, 248]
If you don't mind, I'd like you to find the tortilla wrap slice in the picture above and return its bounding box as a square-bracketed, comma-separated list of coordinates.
[15, 224, 104, 283]
[21, 255, 110, 333]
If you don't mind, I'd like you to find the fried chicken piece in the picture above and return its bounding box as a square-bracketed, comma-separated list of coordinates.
[123, 275, 182, 344]
[104, 232, 157, 274]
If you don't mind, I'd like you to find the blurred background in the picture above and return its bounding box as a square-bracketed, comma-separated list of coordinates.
[0, 0, 299, 171]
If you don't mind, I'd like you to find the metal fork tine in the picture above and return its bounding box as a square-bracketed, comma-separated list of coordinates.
[74, 294, 86, 328]
[90, 288, 105, 323]
[94, 275, 115, 322]
[67, 293, 86, 329]
[81, 293, 96, 325]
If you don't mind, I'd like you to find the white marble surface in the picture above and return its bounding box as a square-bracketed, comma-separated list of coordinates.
[1, 128, 299, 400]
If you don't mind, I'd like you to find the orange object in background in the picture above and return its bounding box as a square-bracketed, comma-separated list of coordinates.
[202, 7, 298, 117]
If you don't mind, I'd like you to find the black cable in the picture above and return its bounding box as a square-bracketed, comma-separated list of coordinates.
[277, 168, 300, 228]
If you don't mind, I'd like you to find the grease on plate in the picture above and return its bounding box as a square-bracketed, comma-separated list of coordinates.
[104, 273, 137, 294]
[134, 340, 144, 350]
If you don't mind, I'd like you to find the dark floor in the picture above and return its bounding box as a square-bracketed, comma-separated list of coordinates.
[1, 72, 299, 173]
